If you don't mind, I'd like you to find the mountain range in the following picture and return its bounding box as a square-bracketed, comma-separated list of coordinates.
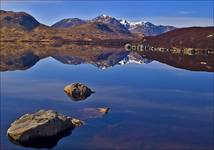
[0, 10, 176, 36]
[52, 14, 176, 36]
[119, 19, 176, 36]
[0, 10, 213, 51]
[0, 10, 136, 42]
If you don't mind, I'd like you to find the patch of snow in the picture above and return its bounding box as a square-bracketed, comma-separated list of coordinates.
[67, 19, 72, 23]
[101, 14, 107, 17]
[120, 20, 144, 26]
[207, 34, 213, 38]
[200, 62, 207, 65]
[118, 54, 152, 65]
[118, 59, 144, 65]
[129, 21, 144, 26]
[100, 14, 111, 18]
[120, 19, 130, 25]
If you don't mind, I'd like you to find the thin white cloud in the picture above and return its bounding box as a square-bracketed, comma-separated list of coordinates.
[178, 11, 193, 15]
[142, 16, 214, 27]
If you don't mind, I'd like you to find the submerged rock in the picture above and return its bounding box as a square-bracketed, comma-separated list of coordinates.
[64, 83, 95, 101]
[71, 118, 85, 127]
[97, 107, 110, 114]
[78, 107, 110, 119]
[7, 109, 82, 148]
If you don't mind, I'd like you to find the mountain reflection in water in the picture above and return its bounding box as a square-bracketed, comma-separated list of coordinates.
[1, 42, 213, 150]
[0, 43, 213, 72]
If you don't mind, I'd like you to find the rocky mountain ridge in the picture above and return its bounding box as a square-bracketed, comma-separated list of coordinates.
[52, 14, 176, 36]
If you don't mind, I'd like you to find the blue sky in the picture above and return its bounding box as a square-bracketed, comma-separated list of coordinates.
[1, 1, 213, 27]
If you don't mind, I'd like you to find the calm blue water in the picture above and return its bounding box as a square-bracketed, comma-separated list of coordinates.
[1, 57, 213, 150]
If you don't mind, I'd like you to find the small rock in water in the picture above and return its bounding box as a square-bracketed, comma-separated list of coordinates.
[71, 118, 85, 127]
[97, 107, 110, 114]
[7, 109, 83, 148]
[64, 83, 95, 101]
[78, 107, 110, 119]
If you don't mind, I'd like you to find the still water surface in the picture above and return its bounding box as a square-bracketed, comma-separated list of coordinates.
[1, 50, 214, 149]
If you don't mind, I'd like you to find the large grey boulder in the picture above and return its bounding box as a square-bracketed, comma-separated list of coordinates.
[7, 109, 83, 148]
[64, 83, 95, 101]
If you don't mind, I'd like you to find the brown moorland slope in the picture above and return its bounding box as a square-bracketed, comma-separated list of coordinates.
[144, 27, 214, 49]
[1, 10, 213, 50]
[0, 10, 137, 42]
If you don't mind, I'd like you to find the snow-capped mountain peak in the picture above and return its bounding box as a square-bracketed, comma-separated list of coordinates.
[52, 15, 176, 36]
[119, 19, 176, 36]
[130, 21, 144, 26]
[93, 14, 113, 21]
[119, 19, 144, 26]
[100, 14, 110, 18]
[119, 19, 146, 30]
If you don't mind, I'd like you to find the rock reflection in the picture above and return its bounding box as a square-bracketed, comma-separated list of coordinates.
[8, 129, 72, 149]
[77, 107, 110, 119]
